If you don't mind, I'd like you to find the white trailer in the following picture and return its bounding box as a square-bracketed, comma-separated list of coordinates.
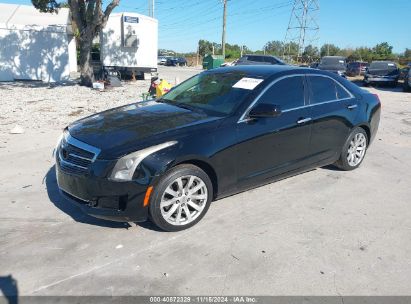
[0, 3, 77, 82]
[100, 12, 158, 79]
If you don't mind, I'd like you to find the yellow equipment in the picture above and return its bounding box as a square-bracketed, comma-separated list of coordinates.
[156, 79, 172, 97]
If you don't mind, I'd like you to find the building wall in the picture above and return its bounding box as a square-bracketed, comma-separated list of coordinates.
[0, 27, 74, 82]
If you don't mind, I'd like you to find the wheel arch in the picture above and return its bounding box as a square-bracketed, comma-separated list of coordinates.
[172, 158, 219, 200]
[355, 124, 371, 143]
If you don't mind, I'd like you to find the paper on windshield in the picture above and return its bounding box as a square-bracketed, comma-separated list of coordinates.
[388, 63, 395, 66]
[233, 77, 263, 90]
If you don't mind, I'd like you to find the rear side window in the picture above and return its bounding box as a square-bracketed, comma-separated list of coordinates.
[335, 83, 350, 99]
[308, 76, 351, 104]
[258, 76, 305, 110]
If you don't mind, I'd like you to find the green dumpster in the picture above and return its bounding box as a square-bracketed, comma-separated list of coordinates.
[202, 54, 225, 70]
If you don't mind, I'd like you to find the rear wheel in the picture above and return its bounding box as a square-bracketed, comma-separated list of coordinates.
[335, 127, 368, 171]
[149, 164, 213, 232]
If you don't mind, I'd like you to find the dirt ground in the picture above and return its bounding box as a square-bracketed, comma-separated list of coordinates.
[1, 67, 411, 297]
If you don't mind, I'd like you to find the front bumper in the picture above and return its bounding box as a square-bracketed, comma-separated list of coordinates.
[56, 159, 150, 223]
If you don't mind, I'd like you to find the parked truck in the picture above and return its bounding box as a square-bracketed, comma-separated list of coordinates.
[99, 12, 158, 80]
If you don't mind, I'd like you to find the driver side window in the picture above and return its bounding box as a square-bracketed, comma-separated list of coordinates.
[257, 76, 305, 110]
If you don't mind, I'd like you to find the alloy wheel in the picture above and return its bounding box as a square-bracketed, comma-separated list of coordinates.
[160, 175, 208, 226]
[346, 133, 367, 167]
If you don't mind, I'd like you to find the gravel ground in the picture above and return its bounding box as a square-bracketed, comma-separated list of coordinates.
[0, 66, 200, 134]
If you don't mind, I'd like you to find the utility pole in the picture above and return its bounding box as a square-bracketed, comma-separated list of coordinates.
[283, 0, 320, 63]
[222, 0, 227, 59]
[148, 0, 154, 17]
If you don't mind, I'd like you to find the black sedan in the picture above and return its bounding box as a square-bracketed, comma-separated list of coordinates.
[364, 61, 400, 87]
[317, 56, 347, 77]
[165, 57, 187, 67]
[55, 66, 381, 231]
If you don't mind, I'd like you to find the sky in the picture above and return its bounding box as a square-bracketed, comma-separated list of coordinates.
[3, 0, 411, 53]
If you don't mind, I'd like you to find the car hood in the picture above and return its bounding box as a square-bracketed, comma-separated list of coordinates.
[68, 101, 222, 159]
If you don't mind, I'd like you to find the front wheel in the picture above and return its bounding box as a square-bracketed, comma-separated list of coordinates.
[149, 164, 213, 232]
[335, 127, 368, 171]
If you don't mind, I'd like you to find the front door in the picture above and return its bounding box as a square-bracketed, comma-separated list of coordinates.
[235, 75, 312, 188]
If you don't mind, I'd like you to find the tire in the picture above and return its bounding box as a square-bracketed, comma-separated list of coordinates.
[149, 164, 213, 232]
[403, 82, 411, 92]
[335, 127, 368, 171]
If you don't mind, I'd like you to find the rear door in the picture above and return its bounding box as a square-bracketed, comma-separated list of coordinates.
[306, 75, 359, 162]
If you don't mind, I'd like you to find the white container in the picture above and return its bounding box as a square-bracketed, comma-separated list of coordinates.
[100, 12, 158, 77]
[0, 3, 77, 82]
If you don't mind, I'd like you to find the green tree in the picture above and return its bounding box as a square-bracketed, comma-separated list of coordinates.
[198, 40, 214, 57]
[264, 40, 283, 56]
[372, 42, 394, 60]
[320, 44, 340, 57]
[348, 47, 373, 62]
[31, 0, 120, 86]
[302, 44, 319, 62]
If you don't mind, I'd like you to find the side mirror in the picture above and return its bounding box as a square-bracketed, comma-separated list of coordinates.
[249, 103, 282, 119]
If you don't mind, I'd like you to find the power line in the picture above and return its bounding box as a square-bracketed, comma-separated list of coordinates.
[283, 0, 320, 61]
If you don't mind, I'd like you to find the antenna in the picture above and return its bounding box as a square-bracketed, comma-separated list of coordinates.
[283, 0, 320, 62]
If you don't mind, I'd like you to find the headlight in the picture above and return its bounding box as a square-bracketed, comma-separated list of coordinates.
[52, 131, 67, 158]
[337, 70, 345, 76]
[110, 141, 178, 181]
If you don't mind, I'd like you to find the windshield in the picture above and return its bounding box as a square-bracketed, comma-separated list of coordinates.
[159, 72, 258, 116]
[369, 62, 397, 70]
[319, 57, 346, 67]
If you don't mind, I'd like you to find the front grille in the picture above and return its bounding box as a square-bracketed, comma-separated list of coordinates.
[58, 132, 100, 175]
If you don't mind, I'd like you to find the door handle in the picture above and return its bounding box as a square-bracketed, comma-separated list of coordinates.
[297, 117, 312, 124]
[347, 104, 358, 110]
